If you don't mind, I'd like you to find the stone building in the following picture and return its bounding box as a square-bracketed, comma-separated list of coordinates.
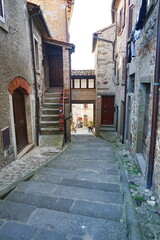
[29, 0, 75, 143]
[92, 24, 116, 136]
[0, 0, 74, 168]
[93, 0, 160, 200]
[112, 0, 160, 199]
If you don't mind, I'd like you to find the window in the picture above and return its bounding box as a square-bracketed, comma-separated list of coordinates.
[0, 0, 5, 22]
[74, 79, 80, 88]
[71, 78, 95, 89]
[128, 73, 135, 93]
[116, 68, 120, 85]
[81, 79, 87, 88]
[34, 38, 39, 70]
[88, 79, 94, 88]
[128, 4, 134, 39]
[122, 57, 126, 84]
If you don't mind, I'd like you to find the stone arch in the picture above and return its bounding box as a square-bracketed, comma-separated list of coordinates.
[8, 76, 31, 95]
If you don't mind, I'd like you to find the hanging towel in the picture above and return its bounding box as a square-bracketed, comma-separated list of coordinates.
[136, 0, 147, 30]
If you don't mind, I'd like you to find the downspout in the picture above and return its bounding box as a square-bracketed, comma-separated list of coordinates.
[147, 0, 160, 189]
[65, 2, 74, 42]
[29, 10, 40, 146]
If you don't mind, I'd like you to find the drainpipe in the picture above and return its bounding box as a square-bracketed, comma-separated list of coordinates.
[65, 2, 74, 42]
[29, 11, 40, 146]
[147, 0, 160, 189]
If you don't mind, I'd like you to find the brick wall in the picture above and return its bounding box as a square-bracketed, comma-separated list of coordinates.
[29, 0, 67, 41]
[72, 89, 96, 102]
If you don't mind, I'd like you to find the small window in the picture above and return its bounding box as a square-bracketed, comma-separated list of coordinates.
[129, 73, 135, 93]
[88, 79, 94, 88]
[122, 57, 126, 84]
[116, 69, 120, 85]
[128, 4, 134, 39]
[71, 79, 73, 88]
[34, 38, 39, 70]
[0, 0, 5, 22]
[81, 79, 87, 88]
[74, 79, 80, 88]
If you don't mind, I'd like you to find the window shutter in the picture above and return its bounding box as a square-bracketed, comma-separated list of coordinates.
[117, 12, 121, 35]
[0, 0, 3, 17]
[128, 5, 134, 39]
[122, 0, 126, 28]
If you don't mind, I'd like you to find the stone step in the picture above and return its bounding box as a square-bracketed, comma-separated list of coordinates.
[39, 167, 121, 183]
[41, 121, 60, 128]
[6, 190, 122, 221]
[43, 97, 61, 103]
[46, 87, 63, 92]
[41, 115, 59, 121]
[13, 181, 123, 205]
[0, 221, 66, 240]
[41, 128, 63, 135]
[100, 125, 116, 132]
[0, 199, 127, 239]
[42, 108, 60, 115]
[43, 103, 60, 109]
[32, 173, 121, 192]
[47, 162, 119, 175]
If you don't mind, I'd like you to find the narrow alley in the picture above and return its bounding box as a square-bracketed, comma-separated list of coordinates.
[0, 135, 129, 240]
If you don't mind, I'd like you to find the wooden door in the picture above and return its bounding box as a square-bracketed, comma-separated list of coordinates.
[49, 50, 63, 87]
[13, 89, 28, 153]
[101, 96, 114, 125]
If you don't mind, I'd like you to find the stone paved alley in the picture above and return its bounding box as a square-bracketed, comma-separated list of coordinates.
[0, 135, 128, 240]
[0, 134, 160, 239]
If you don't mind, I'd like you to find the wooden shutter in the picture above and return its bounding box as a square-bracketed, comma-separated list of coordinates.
[128, 4, 134, 39]
[0, 0, 3, 18]
[122, 0, 126, 28]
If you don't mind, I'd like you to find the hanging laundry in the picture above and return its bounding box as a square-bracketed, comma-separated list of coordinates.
[134, 30, 141, 40]
[136, 0, 147, 30]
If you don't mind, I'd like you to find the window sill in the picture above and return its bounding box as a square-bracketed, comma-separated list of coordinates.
[0, 21, 9, 33]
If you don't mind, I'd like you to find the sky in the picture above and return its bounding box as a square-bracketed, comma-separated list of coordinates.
[69, 0, 113, 70]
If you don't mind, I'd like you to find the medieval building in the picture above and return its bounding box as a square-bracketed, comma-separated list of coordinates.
[93, 0, 160, 200]
[0, 0, 74, 168]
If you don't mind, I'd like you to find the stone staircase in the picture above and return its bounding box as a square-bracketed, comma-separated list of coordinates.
[99, 125, 116, 140]
[40, 88, 64, 148]
[0, 135, 127, 240]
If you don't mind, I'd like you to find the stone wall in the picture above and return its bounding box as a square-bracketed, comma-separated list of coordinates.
[29, 0, 68, 41]
[0, 0, 34, 167]
[94, 24, 116, 135]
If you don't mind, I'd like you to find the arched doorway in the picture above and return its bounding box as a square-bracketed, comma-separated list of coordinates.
[12, 89, 28, 153]
[8, 77, 31, 155]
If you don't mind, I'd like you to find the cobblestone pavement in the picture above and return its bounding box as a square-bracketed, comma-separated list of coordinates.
[0, 145, 62, 196]
[100, 132, 160, 240]
[0, 135, 129, 240]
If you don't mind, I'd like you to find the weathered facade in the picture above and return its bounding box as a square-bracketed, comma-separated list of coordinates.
[93, 0, 160, 200]
[92, 24, 116, 136]
[0, 0, 35, 167]
[112, 0, 160, 200]
[0, 0, 74, 168]
[29, 0, 74, 143]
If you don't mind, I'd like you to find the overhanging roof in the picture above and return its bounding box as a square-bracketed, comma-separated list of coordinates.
[43, 37, 75, 53]
[27, 2, 51, 38]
